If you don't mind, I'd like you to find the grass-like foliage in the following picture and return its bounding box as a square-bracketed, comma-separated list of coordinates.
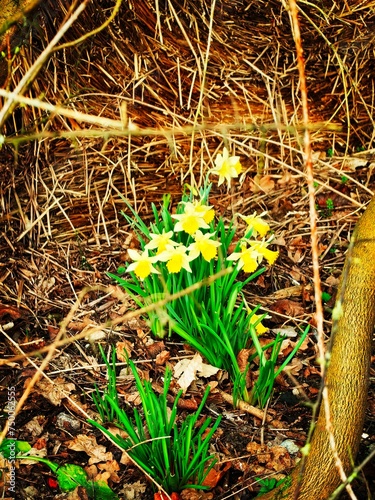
[109, 153, 306, 406]
[89, 356, 221, 494]
[243, 324, 309, 408]
[92, 345, 120, 423]
[109, 178, 285, 403]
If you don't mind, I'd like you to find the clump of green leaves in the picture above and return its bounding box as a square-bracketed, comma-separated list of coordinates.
[89, 356, 221, 494]
[92, 344, 120, 423]
[256, 476, 288, 496]
[0, 439, 117, 499]
[242, 324, 309, 407]
[110, 180, 284, 405]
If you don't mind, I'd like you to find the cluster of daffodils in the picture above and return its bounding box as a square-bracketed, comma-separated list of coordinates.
[127, 200, 219, 279]
[127, 200, 278, 282]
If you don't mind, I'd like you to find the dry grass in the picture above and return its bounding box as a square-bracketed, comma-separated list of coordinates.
[1, 0, 374, 306]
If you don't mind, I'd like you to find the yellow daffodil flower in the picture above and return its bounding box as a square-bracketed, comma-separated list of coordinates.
[239, 212, 270, 237]
[172, 202, 210, 235]
[249, 240, 279, 265]
[211, 147, 243, 187]
[158, 244, 196, 273]
[127, 249, 160, 280]
[227, 243, 261, 273]
[188, 230, 222, 262]
[145, 229, 177, 254]
[191, 200, 215, 224]
[249, 313, 268, 335]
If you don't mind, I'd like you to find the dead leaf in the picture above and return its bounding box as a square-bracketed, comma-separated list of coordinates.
[202, 462, 231, 488]
[66, 435, 113, 464]
[277, 171, 295, 186]
[23, 415, 47, 437]
[176, 398, 199, 411]
[274, 327, 298, 338]
[250, 174, 275, 193]
[20, 445, 47, 464]
[33, 437, 48, 450]
[237, 349, 251, 373]
[0, 304, 22, 320]
[84, 464, 98, 480]
[289, 236, 307, 247]
[123, 392, 142, 406]
[270, 299, 305, 318]
[174, 353, 219, 392]
[146, 341, 166, 358]
[325, 275, 340, 287]
[68, 317, 92, 331]
[47, 325, 60, 339]
[287, 248, 305, 263]
[236, 349, 253, 388]
[155, 350, 171, 365]
[180, 490, 213, 500]
[120, 480, 147, 499]
[284, 358, 304, 376]
[35, 377, 75, 405]
[97, 460, 121, 482]
[275, 372, 289, 387]
[116, 340, 133, 361]
[62, 486, 90, 500]
[267, 445, 293, 471]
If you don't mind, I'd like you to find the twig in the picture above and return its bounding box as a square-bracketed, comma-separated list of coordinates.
[0, 1, 88, 128]
[288, 1, 356, 499]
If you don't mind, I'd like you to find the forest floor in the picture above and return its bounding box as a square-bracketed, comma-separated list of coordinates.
[1, 158, 375, 499]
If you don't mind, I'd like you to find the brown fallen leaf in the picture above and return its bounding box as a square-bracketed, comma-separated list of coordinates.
[250, 174, 275, 193]
[66, 435, 113, 465]
[267, 445, 293, 472]
[35, 377, 75, 406]
[62, 486, 90, 500]
[97, 460, 121, 483]
[146, 341, 166, 358]
[0, 304, 22, 320]
[174, 353, 219, 392]
[155, 350, 171, 365]
[119, 480, 147, 499]
[202, 461, 231, 488]
[116, 340, 133, 361]
[270, 299, 305, 318]
[180, 489, 213, 500]
[237, 349, 253, 388]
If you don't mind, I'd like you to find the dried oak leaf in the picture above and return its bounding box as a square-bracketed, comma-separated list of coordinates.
[250, 174, 275, 193]
[270, 299, 305, 318]
[35, 377, 75, 406]
[174, 353, 219, 392]
[202, 462, 231, 488]
[66, 435, 113, 465]
[116, 340, 133, 361]
[97, 460, 121, 483]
